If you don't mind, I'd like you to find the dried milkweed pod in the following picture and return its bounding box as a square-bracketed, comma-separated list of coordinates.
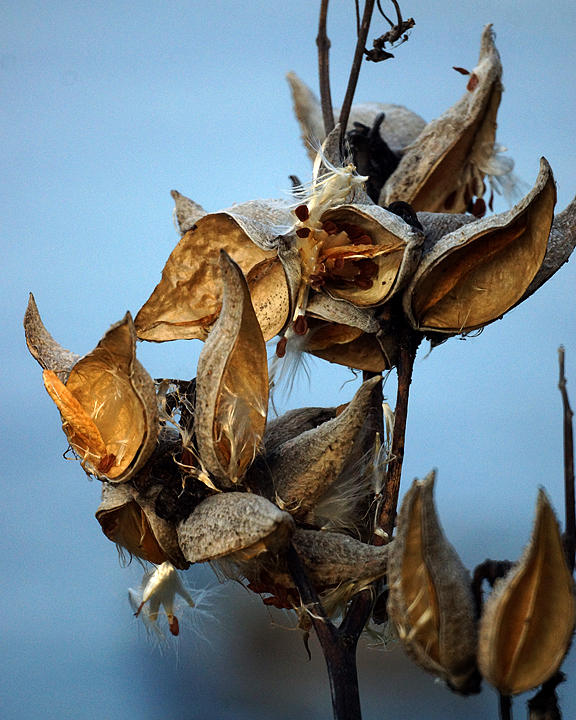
[270, 376, 381, 517]
[95, 482, 189, 569]
[177, 492, 294, 563]
[286, 71, 426, 163]
[478, 490, 576, 696]
[404, 158, 556, 334]
[387, 472, 480, 694]
[170, 189, 207, 235]
[135, 198, 292, 342]
[42, 313, 159, 481]
[381, 25, 513, 213]
[24, 293, 80, 381]
[194, 251, 269, 488]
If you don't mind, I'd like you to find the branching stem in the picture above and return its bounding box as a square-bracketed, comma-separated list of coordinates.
[558, 346, 575, 572]
[317, 0, 335, 135]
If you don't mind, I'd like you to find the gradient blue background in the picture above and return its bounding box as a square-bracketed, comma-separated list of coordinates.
[2, 1, 575, 718]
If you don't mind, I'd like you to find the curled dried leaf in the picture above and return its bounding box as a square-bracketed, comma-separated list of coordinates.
[135, 199, 292, 342]
[387, 472, 480, 694]
[381, 25, 510, 213]
[43, 313, 159, 481]
[177, 492, 294, 563]
[195, 252, 269, 487]
[478, 490, 576, 696]
[404, 158, 556, 333]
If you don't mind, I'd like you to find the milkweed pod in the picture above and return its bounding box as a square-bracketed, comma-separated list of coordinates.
[477, 490, 576, 696]
[292, 528, 390, 587]
[43, 313, 159, 481]
[95, 483, 190, 569]
[387, 472, 480, 694]
[286, 71, 426, 163]
[271, 376, 381, 517]
[24, 293, 80, 381]
[381, 25, 510, 213]
[404, 158, 556, 334]
[195, 252, 269, 487]
[135, 198, 292, 342]
[170, 189, 207, 235]
[177, 492, 294, 563]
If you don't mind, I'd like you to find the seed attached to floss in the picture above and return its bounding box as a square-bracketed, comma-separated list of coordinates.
[294, 204, 310, 222]
[293, 315, 308, 335]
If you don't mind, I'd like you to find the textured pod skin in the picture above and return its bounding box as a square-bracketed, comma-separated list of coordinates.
[478, 490, 576, 696]
[270, 376, 381, 516]
[170, 189, 207, 235]
[292, 528, 390, 587]
[24, 293, 80, 382]
[194, 251, 269, 487]
[96, 482, 189, 570]
[263, 406, 338, 451]
[403, 158, 556, 334]
[177, 492, 295, 563]
[387, 472, 480, 694]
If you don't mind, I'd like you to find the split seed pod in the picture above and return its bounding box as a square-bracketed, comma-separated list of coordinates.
[177, 492, 294, 563]
[387, 472, 480, 694]
[42, 313, 158, 481]
[404, 158, 556, 334]
[135, 199, 292, 342]
[194, 251, 269, 487]
[381, 25, 511, 213]
[478, 490, 576, 696]
[95, 482, 189, 569]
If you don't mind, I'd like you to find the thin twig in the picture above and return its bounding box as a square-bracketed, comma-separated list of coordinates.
[338, 0, 376, 143]
[558, 346, 575, 572]
[317, 0, 335, 135]
[499, 693, 513, 720]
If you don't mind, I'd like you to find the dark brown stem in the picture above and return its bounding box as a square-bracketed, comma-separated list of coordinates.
[374, 329, 420, 542]
[499, 693, 513, 720]
[317, 0, 335, 135]
[286, 545, 363, 720]
[338, 0, 376, 143]
[558, 346, 575, 572]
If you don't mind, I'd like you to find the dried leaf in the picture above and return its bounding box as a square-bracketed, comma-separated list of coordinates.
[381, 25, 509, 213]
[135, 199, 292, 342]
[478, 490, 576, 696]
[387, 472, 480, 694]
[194, 252, 269, 487]
[404, 158, 556, 333]
[44, 313, 159, 480]
[177, 492, 294, 562]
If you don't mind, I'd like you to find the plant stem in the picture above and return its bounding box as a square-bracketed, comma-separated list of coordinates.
[558, 346, 575, 572]
[499, 693, 513, 720]
[317, 0, 335, 135]
[374, 329, 420, 542]
[338, 0, 376, 142]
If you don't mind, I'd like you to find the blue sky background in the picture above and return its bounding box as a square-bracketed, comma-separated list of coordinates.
[2, 1, 576, 718]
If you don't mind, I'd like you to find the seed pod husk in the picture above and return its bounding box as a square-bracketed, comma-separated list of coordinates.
[478, 490, 576, 696]
[96, 482, 189, 570]
[170, 189, 206, 235]
[43, 313, 159, 481]
[404, 158, 556, 334]
[270, 376, 381, 517]
[387, 472, 480, 694]
[177, 492, 294, 563]
[381, 25, 509, 213]
[24, 293, 80, 381]
[194, 251, 269, 488]
[135, 198, 292, 342]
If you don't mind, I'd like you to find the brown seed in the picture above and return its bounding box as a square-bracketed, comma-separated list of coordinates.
[276, 336, 287, 358]
[467, 72, 479, 91]
[293, 315, 308, 335]
[295, 204, 310, 222]
[296, 227, 311, 238]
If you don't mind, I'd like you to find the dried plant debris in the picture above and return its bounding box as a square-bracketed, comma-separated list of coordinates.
[387, 472, 480, 694]
[194, 252, 269, 487]
[41, 314, 159, 481]
[478, 490, 576, 696]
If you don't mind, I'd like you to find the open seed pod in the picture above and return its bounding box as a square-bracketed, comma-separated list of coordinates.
[270, 376, 381, 517]
[170, 189, 207, 234]
[297, 203, 423, 308]
[24, 293, 80, 382]
[404, 158, 556, 334]
[381, 25, 511, 214]
[387, 472, 480, 694]
[42, 313, 159, 481]
[478, 490, 576, 696]
[96, 482, 189, 569]
[177, 492, 294, 563]
[135, 198, 292, 342]
[194, 251, 269, 488]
